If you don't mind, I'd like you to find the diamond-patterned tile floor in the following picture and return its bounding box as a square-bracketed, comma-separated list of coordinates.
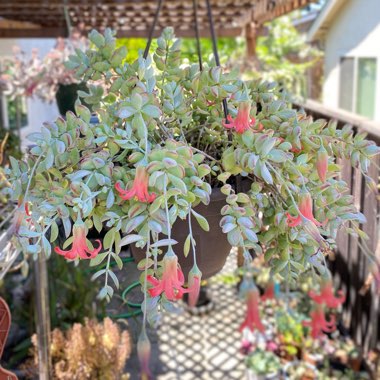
[120, 249, 246, 380]
[157, 249, 245, 380]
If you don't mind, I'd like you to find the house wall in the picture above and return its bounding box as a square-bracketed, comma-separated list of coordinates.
[323, 0, 380, 121]
[0, 39, 59, 149]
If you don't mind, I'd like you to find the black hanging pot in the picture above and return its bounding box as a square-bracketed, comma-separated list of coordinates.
[55, 82, 89, 116]
[131, 188, 231, 279]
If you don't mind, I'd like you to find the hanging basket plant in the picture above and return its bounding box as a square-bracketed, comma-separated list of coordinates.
[5, 26, 380, 377]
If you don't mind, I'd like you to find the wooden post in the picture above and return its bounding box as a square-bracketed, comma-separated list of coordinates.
[34, 253, 51, 380]
[245, 22, 257, 61]
[237, 246, 245, 268]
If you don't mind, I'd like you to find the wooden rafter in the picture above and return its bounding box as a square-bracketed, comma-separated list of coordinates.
[0, 0, 316, 38]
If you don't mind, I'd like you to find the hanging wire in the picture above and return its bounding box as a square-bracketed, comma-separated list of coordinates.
[63, 0, 72, 38]
[143, 0, 164, 59]
[192, 0, 203, 71]
[205, 0, 229, 121]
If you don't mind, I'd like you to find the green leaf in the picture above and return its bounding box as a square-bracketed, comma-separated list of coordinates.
[91, 269, 107, 281]
[75, 104, 91, 123]
[111, 252, 123, 269]
[108, 270, 119, 289]
[90, 251, 109, 266]
[97, 286, 108, 299]
[93, 214, 103, 233]
[104, 228, 116, 250]
[150, 239, 178, 248]
[259, 162, 273, 184]
[168, 174, 187, 195]
[137, 258, 155, 270]
[119, 234, 144, 247]
[261, 137, 277, 156]
[131, 93, 143, 110]
[267, 149, 289, 163]
[50, 221, 59, 243]
[89, 29, 105, 48]
[191, 209, 209, 232]
[184, 234, 191, 257]
[117, 106, 136, 119]
[142, 105, 161, 118]
[42, 235, 51, 258]
[106, 189, 115, 209]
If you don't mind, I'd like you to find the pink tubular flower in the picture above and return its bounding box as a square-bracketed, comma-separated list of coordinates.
[316, 145, 329, 183]
[115, 166, 156, 203]
[239, 287, 265, 333]
[309, 280, 345, 309]
[261, 280, 276, 302]
[286, 191, 323, 227]
[54, 218, 102, 260]
[137, 328, 152, 380]
[303, 305, 336, 339]
[223, 101, 256, 134]
[187, 264, 202, 307]
[147, 250, 187, 301]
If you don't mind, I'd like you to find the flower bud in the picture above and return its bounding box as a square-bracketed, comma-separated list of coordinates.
[316, 145, 328, 183]
[187, 264, 202, 308]
[137, 328, 151, 380]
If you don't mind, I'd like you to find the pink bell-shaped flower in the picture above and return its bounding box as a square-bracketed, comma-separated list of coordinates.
[54, 217, 102, 260]
[286, 191, 324, 228]
[309, 279, 345, 309]
[316, 145, 329, 183]
[261, 280, 276, 302]
[115, 166, 156, 203]
[137, 328, 152, 380]
[303, 305, 336, 339]
[187, 264, 202, 307]
[223, 101, 256, 134]
[239, 286, 265, 333]
[147, 248, 187, 301]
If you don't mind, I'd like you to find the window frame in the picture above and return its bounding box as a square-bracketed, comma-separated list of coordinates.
[338, 55, 377, 118]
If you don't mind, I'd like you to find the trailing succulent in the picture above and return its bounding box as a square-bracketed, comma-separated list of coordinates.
[5, 27, 379, 375]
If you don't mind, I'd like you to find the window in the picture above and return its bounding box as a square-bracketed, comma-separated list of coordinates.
[356, 58, 377, 119]
[339, 56, 377, 119]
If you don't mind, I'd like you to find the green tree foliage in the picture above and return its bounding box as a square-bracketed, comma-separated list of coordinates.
[253, 16, 322, 98]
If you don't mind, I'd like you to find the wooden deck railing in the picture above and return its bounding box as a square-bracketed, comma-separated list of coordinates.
[296, 100, 380, 353]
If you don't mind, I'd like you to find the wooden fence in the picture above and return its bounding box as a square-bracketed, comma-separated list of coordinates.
[298, 100, 380, 353]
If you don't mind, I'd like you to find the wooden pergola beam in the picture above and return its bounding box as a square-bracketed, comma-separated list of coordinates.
[0, 26, 244, 39]
[0, 0, 317, 39]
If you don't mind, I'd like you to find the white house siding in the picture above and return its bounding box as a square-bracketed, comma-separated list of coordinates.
[0, 38, 59, 149]
[323, 0, 380, 121]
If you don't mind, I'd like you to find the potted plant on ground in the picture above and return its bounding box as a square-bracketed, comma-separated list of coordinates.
[284, 360, 320, 380]
[1, 27, 88, 115]
[275, 309, 305, 361]
[302, 337, 326, 366]
[24, 318, 131, 379]
[246, 348, 281, 380]
[5, 27, 380, 377]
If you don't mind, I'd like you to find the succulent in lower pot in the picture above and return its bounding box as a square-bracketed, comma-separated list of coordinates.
[5, 27, 380, 377]
[246, 348, 281, 379]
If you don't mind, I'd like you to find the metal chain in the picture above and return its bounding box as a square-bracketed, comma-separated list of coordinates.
[143, 0, 164, 59]
[192, 0, 203, 71]
[205, 0, 229, 120]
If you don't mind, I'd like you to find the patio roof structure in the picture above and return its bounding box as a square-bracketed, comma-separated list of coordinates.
[0, 0, 316, 39]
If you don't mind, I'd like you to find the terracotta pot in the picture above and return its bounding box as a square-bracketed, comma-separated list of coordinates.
[131, 188, 231, 279]
[348, 356, 362, 372]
